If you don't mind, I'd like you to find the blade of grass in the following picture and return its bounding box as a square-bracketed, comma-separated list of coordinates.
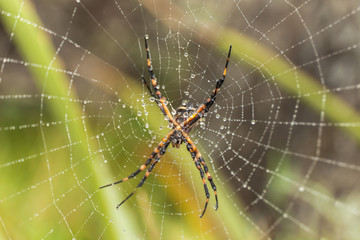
[216, 28, 360, 142]
[0, 0, 139, 238]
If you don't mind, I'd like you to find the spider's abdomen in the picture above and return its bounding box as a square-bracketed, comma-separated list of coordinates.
[174, 102, 198, 126]
[171, 102, 198, 148]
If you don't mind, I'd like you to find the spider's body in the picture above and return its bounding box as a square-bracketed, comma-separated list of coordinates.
[171, 102, 198, 148]
[174, 102, 198, 126]
[100, 35, 232, 218]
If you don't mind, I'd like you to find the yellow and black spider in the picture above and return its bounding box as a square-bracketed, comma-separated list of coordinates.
[100, 35, 232, 218]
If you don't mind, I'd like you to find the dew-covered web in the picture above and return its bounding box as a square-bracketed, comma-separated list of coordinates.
[1, 0, 360, 239]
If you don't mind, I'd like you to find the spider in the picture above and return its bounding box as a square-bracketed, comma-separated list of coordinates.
[100, 35, 232, 218]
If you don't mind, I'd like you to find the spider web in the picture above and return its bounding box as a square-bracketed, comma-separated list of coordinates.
[1, 0, 360, 239]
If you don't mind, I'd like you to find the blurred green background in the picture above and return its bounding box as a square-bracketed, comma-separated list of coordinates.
[1, 0, 360, 239]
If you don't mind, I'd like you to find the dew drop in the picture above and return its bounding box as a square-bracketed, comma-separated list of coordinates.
[150, 97, 155, 102]
[216, 114, 220, 119]
[251, 120, 256, 125]
[190, 74, 195, 79]
[137, 111, 142, 116]
[184, 91, 189, 96]
[184, 52, 188, 57]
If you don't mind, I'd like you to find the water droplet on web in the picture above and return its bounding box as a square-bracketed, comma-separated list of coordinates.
[223, 117, 227, 122]
[159, 126, 163, 130]
[137, 111, 142, 116]
[162, 85, 165, 89]
[216, 114, 220, 119]
[145, 123, 149, 128]
[220, 125, 224, 129]
[184, 91, 189, 96]
[144, 34, 149, 39]
[251, 120, 256, 125]
[298, 186, 304, 192]
[122, 104, 126, 108]
[142, 102, 146, 107]
[190, 74, 195, 79]
[184, 52, 188, 57]
[150, 97, 155, 102]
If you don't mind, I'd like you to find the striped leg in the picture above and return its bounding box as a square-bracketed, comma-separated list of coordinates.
[116, 140, 171, 208]
[144, 35, 163, 100]
[198, 155, 218, 210]
[142, 76, 168, 119]
[184, 139, 210, 218]
[143, 36, 178, 126]
[99, 130, 175, 189]
[182, 133, 218, 217]
[184, 45, 232, 127]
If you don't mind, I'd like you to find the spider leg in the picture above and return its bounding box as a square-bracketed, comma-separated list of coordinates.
[117, 140, 171, 208]
[185, 142, 210, 218]
[143, 36, 178, 126]
[99, 130, 175, 189]
[198, 155, 218, 210]
[182, 134, 218, 217]
[183, 45, 232, 127]
[144, 35, 163, 100]
[141, 76, 168, 118]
